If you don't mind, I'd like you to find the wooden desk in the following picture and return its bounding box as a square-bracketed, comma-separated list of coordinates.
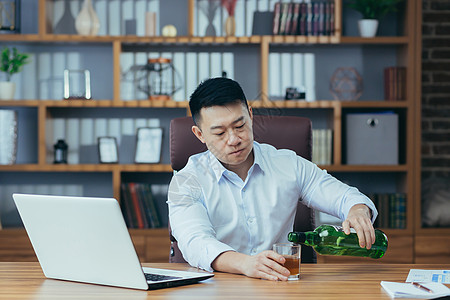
[0, 262, 449, 299]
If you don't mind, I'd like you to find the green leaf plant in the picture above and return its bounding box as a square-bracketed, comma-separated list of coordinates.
[347, 0, 403, 20]
[1, 47, 30, 82]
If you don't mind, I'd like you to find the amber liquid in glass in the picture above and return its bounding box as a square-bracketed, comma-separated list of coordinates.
[283, 255, 300, 279]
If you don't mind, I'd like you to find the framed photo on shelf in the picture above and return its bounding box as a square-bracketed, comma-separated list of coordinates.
[135, 127, 163, 164]
[97, 137, 119, 164]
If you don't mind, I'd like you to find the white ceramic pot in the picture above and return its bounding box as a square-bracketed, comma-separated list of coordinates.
[75, 0, 100, 36]
[0, 81, 16, 100]
[358, 19, 379, 38]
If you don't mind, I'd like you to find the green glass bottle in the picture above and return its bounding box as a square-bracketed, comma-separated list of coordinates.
[287, 224, 388, 259]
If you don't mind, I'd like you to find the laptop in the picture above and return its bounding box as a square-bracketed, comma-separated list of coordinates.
[12, 193, 213, 290]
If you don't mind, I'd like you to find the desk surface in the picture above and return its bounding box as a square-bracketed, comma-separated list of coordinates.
[1, 262, 449, 299]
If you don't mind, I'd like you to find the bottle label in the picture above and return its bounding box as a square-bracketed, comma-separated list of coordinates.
[330, 225, 356, 234]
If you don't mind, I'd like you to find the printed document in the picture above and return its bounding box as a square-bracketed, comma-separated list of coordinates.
[406, 269, 450, 284]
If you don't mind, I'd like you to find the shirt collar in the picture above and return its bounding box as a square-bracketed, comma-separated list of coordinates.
[208, 141, 265, 183]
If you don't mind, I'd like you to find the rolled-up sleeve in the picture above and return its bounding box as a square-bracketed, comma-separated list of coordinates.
[297, 157, 378, 224]
[167, 172, 235, 272]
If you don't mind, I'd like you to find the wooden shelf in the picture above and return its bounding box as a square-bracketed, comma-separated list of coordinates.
[0, 100, 409, 109]
[0, 228, 170, 263]
[415, 227, 450, 235]
[339, 101, 409, 108]
[0, 100, 41, 106]
[340, 36, 409, 44]
[0, 164, 173, 172]
[322, 165, 408, 172]
[0, 100, 190, 108]
[251, 100, 409, 109]
[0, 34, 408, 45]
[0, 164, 407, 173]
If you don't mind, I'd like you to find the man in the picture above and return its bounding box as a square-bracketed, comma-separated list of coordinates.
[168, 78, 377, 281]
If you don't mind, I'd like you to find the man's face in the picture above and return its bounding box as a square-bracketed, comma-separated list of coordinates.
[192, 102, 254, 169]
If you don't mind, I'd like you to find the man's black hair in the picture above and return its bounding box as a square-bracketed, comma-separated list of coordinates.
[189, 77, 248, 126]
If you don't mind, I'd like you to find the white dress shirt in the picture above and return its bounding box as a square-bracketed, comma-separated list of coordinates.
[167, 142, 378, 272]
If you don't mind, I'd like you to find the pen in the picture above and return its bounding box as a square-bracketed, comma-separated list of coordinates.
[411, 282, 433, 293]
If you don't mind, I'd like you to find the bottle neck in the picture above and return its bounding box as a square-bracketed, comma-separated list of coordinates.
[288, 231, 317, 246]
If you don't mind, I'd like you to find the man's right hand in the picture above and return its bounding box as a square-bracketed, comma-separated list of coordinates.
[212, 250, 290, 281]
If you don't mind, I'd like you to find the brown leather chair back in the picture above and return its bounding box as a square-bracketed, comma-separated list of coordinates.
[169, 115, 316, 263]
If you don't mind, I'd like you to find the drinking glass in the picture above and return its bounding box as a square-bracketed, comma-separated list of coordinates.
[273, 243, 301, 280]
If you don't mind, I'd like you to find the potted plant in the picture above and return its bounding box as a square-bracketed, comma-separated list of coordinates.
[347, 0, 402, 38]
[0, 47, 30, 100]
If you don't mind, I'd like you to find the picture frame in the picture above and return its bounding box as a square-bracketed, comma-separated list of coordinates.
[97, 137, 119, 164]
[134, 127, 163, 164]
[0, 0, 21, 33]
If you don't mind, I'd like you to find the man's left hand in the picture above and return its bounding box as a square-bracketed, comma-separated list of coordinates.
[342, 204, 375, 249]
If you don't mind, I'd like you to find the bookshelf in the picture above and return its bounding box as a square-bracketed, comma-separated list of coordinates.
[0, 0, 430, 263]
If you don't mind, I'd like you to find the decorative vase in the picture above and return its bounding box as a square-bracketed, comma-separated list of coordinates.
[0, 82, 16, 100]
[88, 1, 100, 36]
[54, 0, 76, 34]
[225, 15, 236, 36]
[0, 110, 18, 165]
[199, 0, 219, 36]
[358, 19, 378, 38]
[75, 0, 100, 36]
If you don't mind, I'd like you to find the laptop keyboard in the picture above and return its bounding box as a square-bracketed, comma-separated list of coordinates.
[144, 273, 182, 282]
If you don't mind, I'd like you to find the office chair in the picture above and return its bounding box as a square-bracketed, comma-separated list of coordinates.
[169, 115, 316, 263]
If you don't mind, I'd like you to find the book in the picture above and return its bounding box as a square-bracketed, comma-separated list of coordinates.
[312, 129, 333, 165]
[389, 193, 396, 228]
[198, 52, 209, 83]
[299, 1, 307, 35]
[306, 2, 313, 36]
[185, 51, 198, 92]
[143, 183, 161, 228]
[312, 2, 320, 36]
[172, 52, 185, 101]
[291, 3, 300, 35]
[273, 2, 281, 35]
[269, 52, 281, 97]
[329, 0, 335, 35]
[381, 281, 450, 299]
[324, 1, 331, 35]
[304, 53, 316, 101]
[318, 2, 325, 36]
[370, 193, 407, 229]
[279, 3, 289, 35]
[397, 193, 407, 229]
[222, 52, 234, 79]
[128, 182, 146, 229]
[120, 183, 134, 228]
[369, 194, 379, 228]
[384, 67, 407, 101]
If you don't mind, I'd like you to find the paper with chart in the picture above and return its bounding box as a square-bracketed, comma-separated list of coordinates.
[406, 269, 450, 283]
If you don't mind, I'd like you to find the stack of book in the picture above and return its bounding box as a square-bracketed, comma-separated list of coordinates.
[273, 0, 335, 36]
[384, 66, 407, 101]
[120, 182, 161, 229]
[312, 129, 333, 165]
[369, 193, 407, 229]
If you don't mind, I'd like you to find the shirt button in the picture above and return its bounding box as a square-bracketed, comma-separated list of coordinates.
[251, 249, 257, 254]
[248, 218, 254, 223]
